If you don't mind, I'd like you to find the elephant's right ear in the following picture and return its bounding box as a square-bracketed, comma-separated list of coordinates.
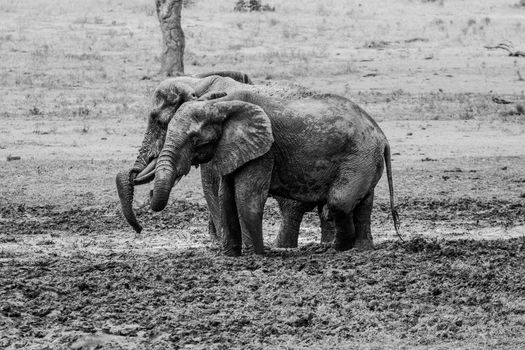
[211, 101, 273, 176]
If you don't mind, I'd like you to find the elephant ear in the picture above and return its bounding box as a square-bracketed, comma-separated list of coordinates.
[211, 101, 274, 176]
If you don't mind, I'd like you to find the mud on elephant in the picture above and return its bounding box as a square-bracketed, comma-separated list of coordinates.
[148, 90, 400, 256]
[116, 72, 334, 246]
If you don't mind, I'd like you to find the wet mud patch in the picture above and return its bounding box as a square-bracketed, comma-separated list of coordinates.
[1, 238, 524, 349]
[1, 195, 523, 238]
[0, 201, 210, 236]
[393, 197, 525, 229]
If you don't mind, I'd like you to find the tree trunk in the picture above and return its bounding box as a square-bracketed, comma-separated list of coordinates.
[156, 0, 185, 76]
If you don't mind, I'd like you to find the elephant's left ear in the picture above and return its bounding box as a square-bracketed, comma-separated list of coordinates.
[211, 101, 274, 176]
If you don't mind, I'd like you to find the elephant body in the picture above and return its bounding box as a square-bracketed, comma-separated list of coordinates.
[150, 90, 399, 256]
[116, 71, 334, 247]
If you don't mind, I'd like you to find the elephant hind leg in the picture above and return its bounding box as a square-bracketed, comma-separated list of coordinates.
[327, 171, 371, 251]
[318, 204, 335, 243]
[274, 198, 313, 248]
[329, 208, 355, 251]
[352, 190, 374, 250]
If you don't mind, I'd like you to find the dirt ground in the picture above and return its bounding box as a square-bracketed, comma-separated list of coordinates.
[1, 0, 525, 349]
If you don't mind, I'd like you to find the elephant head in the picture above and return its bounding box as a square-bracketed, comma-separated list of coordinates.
[150, 100, 274, 212]
[116, 79, 199, 232]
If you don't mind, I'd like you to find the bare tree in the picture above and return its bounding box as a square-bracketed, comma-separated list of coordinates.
[156, 0, 185, 76]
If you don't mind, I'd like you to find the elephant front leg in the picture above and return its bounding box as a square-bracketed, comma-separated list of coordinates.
[219, 175, 242, 256]
[274, 198, 311, 248]
[201, 164, 221, 241]
[207, 214, 217, 240]
[234, 156, 273, 255]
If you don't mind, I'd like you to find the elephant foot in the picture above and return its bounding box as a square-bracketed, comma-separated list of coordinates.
[243, 244, 266, 255]
[353, 238, 374, 251]
[243, 249, 267, 256]
[223, 246, 242, 257]
[320, 230, 334, 244]
[274, 230, 299, 248]
[333, 239, 354, 252]
[274, 238, 298, 249]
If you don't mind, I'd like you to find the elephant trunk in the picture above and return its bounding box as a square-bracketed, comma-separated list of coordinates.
[116, 170, 143, 233]
[150, 148, 185, 212]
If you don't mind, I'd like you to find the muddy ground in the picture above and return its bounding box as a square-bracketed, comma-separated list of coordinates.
[2, 0, 525, 349]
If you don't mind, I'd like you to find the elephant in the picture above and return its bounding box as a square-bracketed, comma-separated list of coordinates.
[116, 71, 334, 246]
[148, 89, 400, 256]
[194, 70, 252, 85]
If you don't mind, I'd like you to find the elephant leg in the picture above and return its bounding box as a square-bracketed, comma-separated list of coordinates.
[233, 156, 273, 255]
[219, 175, 242, 256]
[328, 171, 370, 251]
[274, 198, 312, 248]
[353, 191, 375, 250]
[201, 165, 221, 240]
[329, 208, 356, 251]
[207, 214, 217, 239]
[318, 204, 335, 243]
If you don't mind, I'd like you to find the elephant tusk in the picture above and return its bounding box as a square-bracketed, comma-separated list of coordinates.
[134, 158, 157, 185]
[172, 176, 182, 189]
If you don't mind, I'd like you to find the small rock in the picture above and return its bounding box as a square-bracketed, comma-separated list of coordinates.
[286, 313, 313, 327]
[7, 155, 21, 161]
[444, 168, 463, 173]
[109, 323, 141, 336]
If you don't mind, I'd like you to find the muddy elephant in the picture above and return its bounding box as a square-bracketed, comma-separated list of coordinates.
[148, 90, 400, 256]
[116, 72, 333, 246]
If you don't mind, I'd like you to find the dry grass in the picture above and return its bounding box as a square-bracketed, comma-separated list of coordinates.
[1, 0, 525, 123]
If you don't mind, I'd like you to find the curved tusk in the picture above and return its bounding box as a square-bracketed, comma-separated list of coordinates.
[172, 176, 182, 189]
[134, 158, 157, 185]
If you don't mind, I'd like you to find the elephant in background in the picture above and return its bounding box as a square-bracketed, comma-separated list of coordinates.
[116, 71, 334, 247]
[194, 70, 252, 85]
[148, 90, 400, 256]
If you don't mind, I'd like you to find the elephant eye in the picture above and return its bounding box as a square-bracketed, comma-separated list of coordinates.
[190, 134, 205, 147]
[165, 95, 180, 106]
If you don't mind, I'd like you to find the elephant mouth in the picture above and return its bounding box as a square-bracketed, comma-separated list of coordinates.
[134, 158, 157, 185]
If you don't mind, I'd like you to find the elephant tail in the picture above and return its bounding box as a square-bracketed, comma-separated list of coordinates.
[384, 143, 403, 242]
